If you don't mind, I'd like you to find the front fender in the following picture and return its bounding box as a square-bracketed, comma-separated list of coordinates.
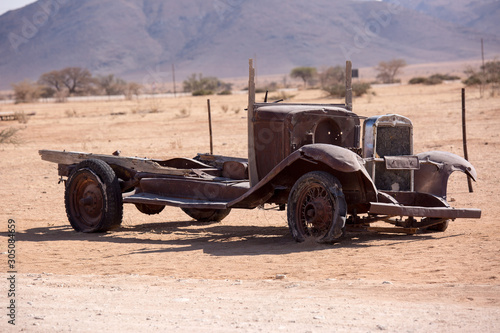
[301, 144, 377, 194]
[415, 151, 477, 199]
[300, 144, 364, 172]
[229, 144, 376, 209]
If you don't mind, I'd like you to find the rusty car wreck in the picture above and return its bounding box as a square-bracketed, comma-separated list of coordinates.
[40, 61, 481, 244]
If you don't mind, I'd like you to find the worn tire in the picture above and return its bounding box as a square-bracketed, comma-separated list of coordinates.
[135, 203, 165, 215]
[65, 159, 123, 232]
[181, 208, 231, 222]
[424, 219, 449, 232]
[287, 171, 347, 244]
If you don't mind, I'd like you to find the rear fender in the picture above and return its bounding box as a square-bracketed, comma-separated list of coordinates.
[415, 151, 477, 199]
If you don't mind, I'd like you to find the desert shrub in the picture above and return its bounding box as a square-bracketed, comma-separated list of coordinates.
[424, 75, 443, 85]
[430, 73, 460, 81]
[323, 84, 346, 98]
[96, 74, 127, 96]
[125, 82, 142, 100]
[409, 77, 427, 84]
[269, 91, 296, 101]
[352, 82, 371, 97]
[463, 60, 500, 87]
[323, 82, 370, 98]
[12, 80, 41, 103]
[0, 127, 20, 144]
[192, 89, 214, 96]
[409, 73, 460, 85]
[463, 74, 482, 86]
[265, 81, 279, 92]
[39, 86, 56, 98]
[184, 73, 231, 95]
[319, 66, 345, 88]
[14, 111, 29, 124]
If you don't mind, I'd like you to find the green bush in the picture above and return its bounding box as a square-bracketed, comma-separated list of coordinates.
[424, 76, 443, 85]
[409, 77, 427, 84]
[463, 60, 500, 87]
[184, 73, 231, 95]
[463, 75, 482, 86]
[352, 82, 371, 97]
[323, 82, 371, 98]
[12, 80, 41, 103]
[192, 89, 214, 96]
[409, 73, 460, 85]
[323, 84, 346, 98]
[430, 73, 460, 81]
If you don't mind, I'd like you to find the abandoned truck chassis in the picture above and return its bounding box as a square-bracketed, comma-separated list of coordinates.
[39, 61, 481, 243]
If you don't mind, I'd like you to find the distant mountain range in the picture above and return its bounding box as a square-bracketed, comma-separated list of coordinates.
[0, 0, 499, 89]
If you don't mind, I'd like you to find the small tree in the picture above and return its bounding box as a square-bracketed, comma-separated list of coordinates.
[38, 70, 65, 93]
[96, 74, 127, 96]
[464, 60, 500, 85]
[290, 67, 317, 88]
[319, 65, 371, 98]
[375, 59, 406, 84]
[319, 66, 345, 88]
[12, 80, 40, 103]
[464, 59, 500, 96]
[125, 82, 142, 99]
[38, 67, 94, 96]
[60, 67, 93, 95]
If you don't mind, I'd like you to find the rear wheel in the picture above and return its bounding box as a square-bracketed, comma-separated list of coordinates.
[181, 208, 231, 222]
[135, 203, 165, 215]
[424, 218, 449, 232]
[287, 171, 347, 244]
[65, 159, 123, 232]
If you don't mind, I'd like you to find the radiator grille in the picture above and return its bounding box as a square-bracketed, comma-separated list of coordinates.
[375, 126, 412, 191]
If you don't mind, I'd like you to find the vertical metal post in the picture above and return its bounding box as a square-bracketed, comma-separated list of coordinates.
[248, 59, 258, 187]
[346, 61, 353, 111]
[481, 38, 485, 98]
[207, 99, 214, 155]
[172, 63, 177, 98]
[462, 88, 473, 193]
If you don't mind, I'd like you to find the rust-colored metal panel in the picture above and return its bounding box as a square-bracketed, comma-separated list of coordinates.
[415, 151, 477, 199]
[139, 178, 249, 202]
[369, 202, 481, 219]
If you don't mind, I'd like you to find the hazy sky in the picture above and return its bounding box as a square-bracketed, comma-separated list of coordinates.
[0, 0, 36, 16]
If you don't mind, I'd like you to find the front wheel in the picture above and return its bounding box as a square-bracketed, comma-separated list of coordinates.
[287, 171, 347, 244]
[65, 159, 123, 232]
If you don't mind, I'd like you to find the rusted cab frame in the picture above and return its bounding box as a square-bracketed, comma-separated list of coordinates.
[39, 61, 481, 243]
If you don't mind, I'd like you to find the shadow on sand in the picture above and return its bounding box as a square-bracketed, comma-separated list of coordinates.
[9, 219, 463, 257]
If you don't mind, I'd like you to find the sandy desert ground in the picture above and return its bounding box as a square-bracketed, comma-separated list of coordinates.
[1, 81, 499, 332]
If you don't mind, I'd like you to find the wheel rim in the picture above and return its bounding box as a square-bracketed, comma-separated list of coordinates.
[296, 183, 334, 238]
[70, 171, 104, 229]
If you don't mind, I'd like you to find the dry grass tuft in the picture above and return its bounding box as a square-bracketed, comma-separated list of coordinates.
[0, 127, 20, 144]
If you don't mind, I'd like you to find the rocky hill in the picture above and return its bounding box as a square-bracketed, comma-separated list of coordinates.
[0, 0, 498, 88]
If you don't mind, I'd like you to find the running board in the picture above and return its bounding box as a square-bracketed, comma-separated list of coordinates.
[368, 203, 481, 219]
[123, 192, 229, 210]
